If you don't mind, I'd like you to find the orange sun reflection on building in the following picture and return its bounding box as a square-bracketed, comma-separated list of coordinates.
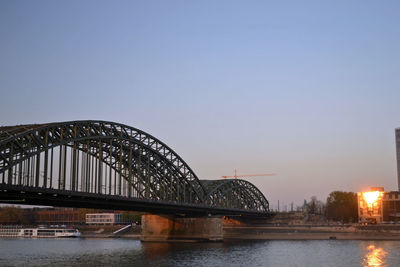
[363, 191, 382, 208]
[358, 188, 385, 224]
[363, 245, 387, 266]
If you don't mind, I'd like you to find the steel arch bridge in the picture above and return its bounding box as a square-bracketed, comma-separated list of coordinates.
[0, 121, 270, 217]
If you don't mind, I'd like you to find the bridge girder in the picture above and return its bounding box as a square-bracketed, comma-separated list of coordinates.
[0, 120, 270, 216]
[202, 179, 269, 212]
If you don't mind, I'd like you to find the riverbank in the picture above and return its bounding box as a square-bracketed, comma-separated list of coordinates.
[3, 223, 397, 241]
[223, 225, 400, 241]
[78, 224, 141, 239]
[78, 224, 400, 241]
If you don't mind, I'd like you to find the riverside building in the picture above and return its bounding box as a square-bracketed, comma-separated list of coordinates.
[85, 213, 123, 225]
[358, 187, 400, 224]
[357, 129, 400, 224]
[396, 128, 400, 191]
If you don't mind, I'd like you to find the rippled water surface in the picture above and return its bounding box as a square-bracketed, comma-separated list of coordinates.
[0, 238, 399, 266]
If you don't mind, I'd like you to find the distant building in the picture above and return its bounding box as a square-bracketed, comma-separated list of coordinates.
[395, 128, 400, 190]
[358, 187, 400, 224]
[85, 213, 123, 225]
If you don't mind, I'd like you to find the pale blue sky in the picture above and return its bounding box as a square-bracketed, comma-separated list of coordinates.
[1, 1, 400, 208]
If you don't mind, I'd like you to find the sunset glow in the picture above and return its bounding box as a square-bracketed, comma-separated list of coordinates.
[363, 191, 381, 206]
[364, 245, 387, 266]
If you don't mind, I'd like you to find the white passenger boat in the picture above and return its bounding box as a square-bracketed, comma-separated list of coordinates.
[0, 226, 81, 238]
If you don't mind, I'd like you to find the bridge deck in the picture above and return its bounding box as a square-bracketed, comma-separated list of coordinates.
[0, 184, 271, 218]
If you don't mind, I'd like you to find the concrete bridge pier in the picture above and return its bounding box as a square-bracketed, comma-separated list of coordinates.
[140, 214, 223, 242]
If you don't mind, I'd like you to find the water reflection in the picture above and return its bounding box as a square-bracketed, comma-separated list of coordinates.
[1, 239, 400, 266]
[141, 242, 172, 259]
[363, 245, 387, 266]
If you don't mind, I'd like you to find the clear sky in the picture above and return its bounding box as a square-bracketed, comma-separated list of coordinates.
[1, 1, 400, 209]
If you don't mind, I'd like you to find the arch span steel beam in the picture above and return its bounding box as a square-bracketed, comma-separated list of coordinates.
[202, 179, 269, 212]
[0, 121, 270, 216]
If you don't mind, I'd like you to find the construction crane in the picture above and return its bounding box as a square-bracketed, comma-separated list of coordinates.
[221, 169, 276, 179]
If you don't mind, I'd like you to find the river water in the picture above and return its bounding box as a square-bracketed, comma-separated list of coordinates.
[0, 239, 399, 266]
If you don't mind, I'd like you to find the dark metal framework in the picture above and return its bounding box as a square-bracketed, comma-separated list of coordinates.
[0, 120, 269, 216]
[202, 179, 269, 212]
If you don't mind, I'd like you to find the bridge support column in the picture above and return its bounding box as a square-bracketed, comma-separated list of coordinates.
[141, 214, 223, 242]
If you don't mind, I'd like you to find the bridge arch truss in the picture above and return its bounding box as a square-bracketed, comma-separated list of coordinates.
[202, 179, 269, 213]
[0, 120, 269, 216]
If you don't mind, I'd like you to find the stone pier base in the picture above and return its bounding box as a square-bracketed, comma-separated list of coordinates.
[140, 214, 223, 242]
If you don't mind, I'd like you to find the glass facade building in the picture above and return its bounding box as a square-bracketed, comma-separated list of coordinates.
[396, 128, 400, 191]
